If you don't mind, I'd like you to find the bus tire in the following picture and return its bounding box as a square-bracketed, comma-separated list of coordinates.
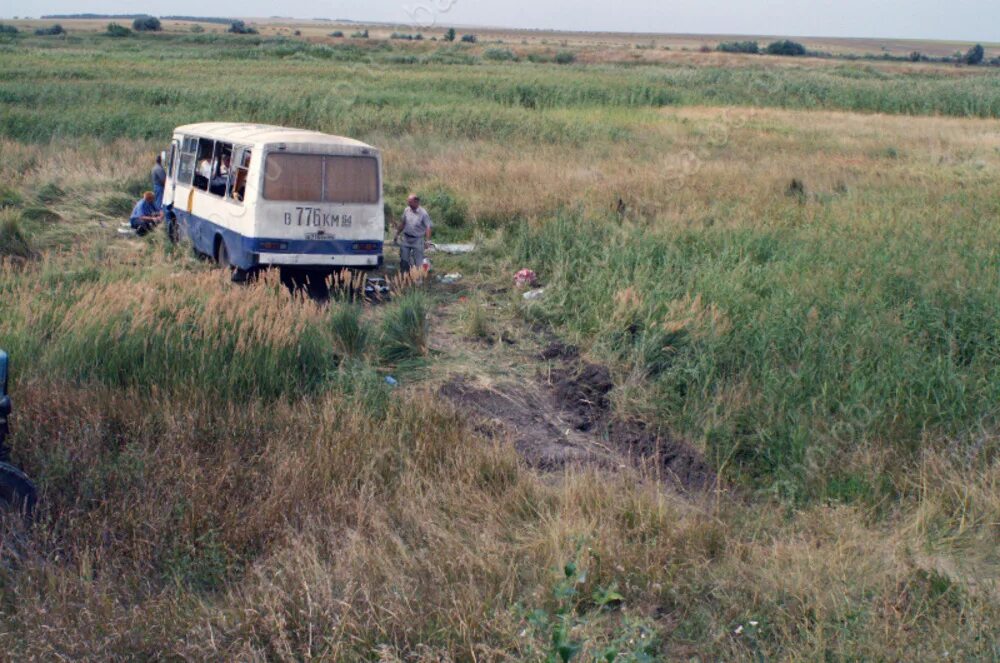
[0, 462, 36, 518]
[215, 236, 231, 268]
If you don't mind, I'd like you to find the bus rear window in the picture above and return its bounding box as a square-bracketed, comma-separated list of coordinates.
[263, 154, 379, 203]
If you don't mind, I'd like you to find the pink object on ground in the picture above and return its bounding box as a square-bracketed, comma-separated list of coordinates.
[514, 268, 537, 288]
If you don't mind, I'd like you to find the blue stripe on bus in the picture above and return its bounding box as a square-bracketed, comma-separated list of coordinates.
[171, 208, 382, 270]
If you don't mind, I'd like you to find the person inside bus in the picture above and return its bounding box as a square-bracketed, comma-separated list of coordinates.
[209, 153, 231, 196]
[129, 191, 164, 237]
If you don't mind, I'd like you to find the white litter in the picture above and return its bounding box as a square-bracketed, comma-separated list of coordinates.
[440, 272, 462, 284]
[431, 243, 476, 254]
[116, 227, 136, 236]
[522, 288, 545, 301]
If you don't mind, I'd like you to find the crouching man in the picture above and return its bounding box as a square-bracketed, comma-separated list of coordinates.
[129, 191, 164, 236]
[394, 194, 432, 274]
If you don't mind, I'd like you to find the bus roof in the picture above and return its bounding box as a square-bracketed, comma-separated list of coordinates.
[174, 123, 375, 150]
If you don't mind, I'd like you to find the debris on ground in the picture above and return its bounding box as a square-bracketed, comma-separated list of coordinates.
[514, 268, 538, 288]
[440, 272, 462, 284]
[365, 277, 391, 301]
[385, 376, 398, 387]
[430, 243, 476, 254]
[522, 288, 545, 301]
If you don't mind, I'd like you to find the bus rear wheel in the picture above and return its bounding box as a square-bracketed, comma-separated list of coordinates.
[0, 462, 36, 518]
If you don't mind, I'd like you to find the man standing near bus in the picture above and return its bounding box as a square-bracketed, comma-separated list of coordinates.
[394, 194, 432, 274]
[151, 154, 166, 210]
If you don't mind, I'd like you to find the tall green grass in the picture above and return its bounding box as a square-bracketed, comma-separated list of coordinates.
[508, 212, 1000, 499]
[3, 34, 1000, 147]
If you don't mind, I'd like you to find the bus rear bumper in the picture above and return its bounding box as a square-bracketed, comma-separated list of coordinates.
[257, 252, 381, 267]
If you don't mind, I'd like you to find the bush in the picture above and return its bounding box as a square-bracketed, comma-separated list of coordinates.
[190, 25, 204, 33]
[329, 30, 344, 38]
[330, 305, 371, 360]
[460, 33, 477, 43]
[964, 44, 985, 65]
[0, 210, 33, 259]
[554, 50, 576, 64]
[717, 40, 759, 54]
[106, 23, 132, 37]
[228, 20, 258, 35]
[0, 23, 18, 35]
[909, 51, 924, 62]
[380, 292, 430, 363]
[131, 16, 161, 32]
[443, 27, 455, 42]
[351, 29, 368, 39]
[766, 40, 807, 56]
[484, 47, 518, 62]
[34, 24, 65, 36]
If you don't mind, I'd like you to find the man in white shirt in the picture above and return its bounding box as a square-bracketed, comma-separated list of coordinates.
[394, 194, 433, 274]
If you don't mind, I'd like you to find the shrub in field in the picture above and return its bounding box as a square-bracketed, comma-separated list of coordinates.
[555, 50, 576, 64]
[351, 29, 368, 39]
[766, 40, 807, 56]
[484, 47, 518, 62]
[132, 16, 161, 32]
[228, 20, 258, 35]
[443, 27, 456, 42]
[380, 291, 430, 363]
[461, 33, 477, 43]
[330, 305, 371, 360]
[106, 23, 132, 37]
[190, 24, 204, 33]
[0, 23, 18, 34]
[34, 24, 65, 36]
[329, 30, 344, 38]
[0, 185, 22, 210]
[964, 44, 985, 65]
[0, 210, 33, 258]
[717, 40, 759, 54]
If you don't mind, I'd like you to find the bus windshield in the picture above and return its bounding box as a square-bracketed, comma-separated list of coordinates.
[263, 154, 379, 204]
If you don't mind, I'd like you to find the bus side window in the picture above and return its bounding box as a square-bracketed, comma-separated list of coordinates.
[230, 148, 251, 203]
[177, 136, 197, 186]
[209, 143, 233, 197]
[193, 138, 215, 191]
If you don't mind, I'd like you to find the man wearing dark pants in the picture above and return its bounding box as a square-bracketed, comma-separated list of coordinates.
[151, 154, 166, 210]
[394, 194, 432, 274]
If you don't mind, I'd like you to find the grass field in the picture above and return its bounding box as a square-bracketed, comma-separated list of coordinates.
[1, 24, 999, 660]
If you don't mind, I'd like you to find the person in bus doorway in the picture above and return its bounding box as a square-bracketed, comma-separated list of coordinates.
[129, 191, 164, 237]
[394, 194, 432, 274]
[151, 154, 166, 210]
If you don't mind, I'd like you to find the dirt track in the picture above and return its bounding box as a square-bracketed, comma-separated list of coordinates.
[440, 340, 714, 492]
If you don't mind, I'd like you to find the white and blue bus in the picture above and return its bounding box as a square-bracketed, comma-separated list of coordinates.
[163, 123, 384, 274]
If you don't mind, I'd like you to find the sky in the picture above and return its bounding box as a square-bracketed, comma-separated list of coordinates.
[4, 0, 998, 42]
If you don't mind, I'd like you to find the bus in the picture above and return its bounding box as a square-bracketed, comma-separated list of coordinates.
[162, 123, 385, 276]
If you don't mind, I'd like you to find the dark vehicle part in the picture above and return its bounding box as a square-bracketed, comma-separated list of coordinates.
[0, 350, 36, 517]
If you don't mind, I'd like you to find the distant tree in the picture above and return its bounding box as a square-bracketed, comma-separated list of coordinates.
[106, 22, 131, 37]
[34, 24, 65, 36]
[908, 51, 923, 62]
[964, 43, 985, 65]
[443, 27, 455, 42]
[717, 40, 759, 54]
[131, 15, 161, 32]
[0, 23, 18, 35]
[554, 50, 576, 64]
[460, 33, 477, 43]
[228, 20, 258, 35]
[766, 40, 806, 56]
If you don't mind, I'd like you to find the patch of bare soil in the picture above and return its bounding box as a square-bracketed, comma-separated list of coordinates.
[441, 341, 714, 492]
